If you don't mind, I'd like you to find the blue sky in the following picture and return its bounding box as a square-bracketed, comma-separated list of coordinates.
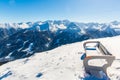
[0, 0, 120, 23]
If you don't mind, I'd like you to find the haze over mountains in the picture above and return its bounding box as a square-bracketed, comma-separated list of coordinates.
[0, 20, 120, 60]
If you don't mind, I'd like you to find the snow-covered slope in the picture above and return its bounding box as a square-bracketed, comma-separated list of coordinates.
[0, 36, 120, 80]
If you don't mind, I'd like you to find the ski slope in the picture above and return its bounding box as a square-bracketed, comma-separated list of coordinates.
[0, 36, 120, 80]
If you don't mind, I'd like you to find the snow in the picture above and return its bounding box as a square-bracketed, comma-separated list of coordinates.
[0, 36, 120, 80]
[5, 52, 13, 59]
[22, 43, 34, 55]
[6, 44, 11, 48]
[19, 23, 29, 29]
[45, 43, 49, 47]
[0, 23, 29, 29]
[49, 24, 58, 32]
[88, 59, 107, 67]
[49, 24, 67, 33]
[58, 24, 67, 29]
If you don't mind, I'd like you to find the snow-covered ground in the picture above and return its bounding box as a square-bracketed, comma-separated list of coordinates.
[0, 36, 120, 80]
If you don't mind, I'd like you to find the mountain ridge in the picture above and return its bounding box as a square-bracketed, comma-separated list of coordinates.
[0, 20, 120, 60]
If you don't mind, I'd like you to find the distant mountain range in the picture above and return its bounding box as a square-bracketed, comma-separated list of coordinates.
[0, 20, 120, 61]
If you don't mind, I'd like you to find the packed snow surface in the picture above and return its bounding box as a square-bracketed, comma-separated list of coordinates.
[0, 36, 120, 80]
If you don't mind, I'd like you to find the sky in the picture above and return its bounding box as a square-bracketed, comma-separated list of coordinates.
[0, 0, 120, 23]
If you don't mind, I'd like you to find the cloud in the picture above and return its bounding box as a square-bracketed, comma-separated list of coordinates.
[9, 0, 15, 5]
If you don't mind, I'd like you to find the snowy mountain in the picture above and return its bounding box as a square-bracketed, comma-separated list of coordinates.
[0, 35, 120, 80]
[0, 22, 31, 40]
[1, 20, 120, 60]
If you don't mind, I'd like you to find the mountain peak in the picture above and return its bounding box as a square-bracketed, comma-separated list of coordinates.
[111, 21, 120, 25]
